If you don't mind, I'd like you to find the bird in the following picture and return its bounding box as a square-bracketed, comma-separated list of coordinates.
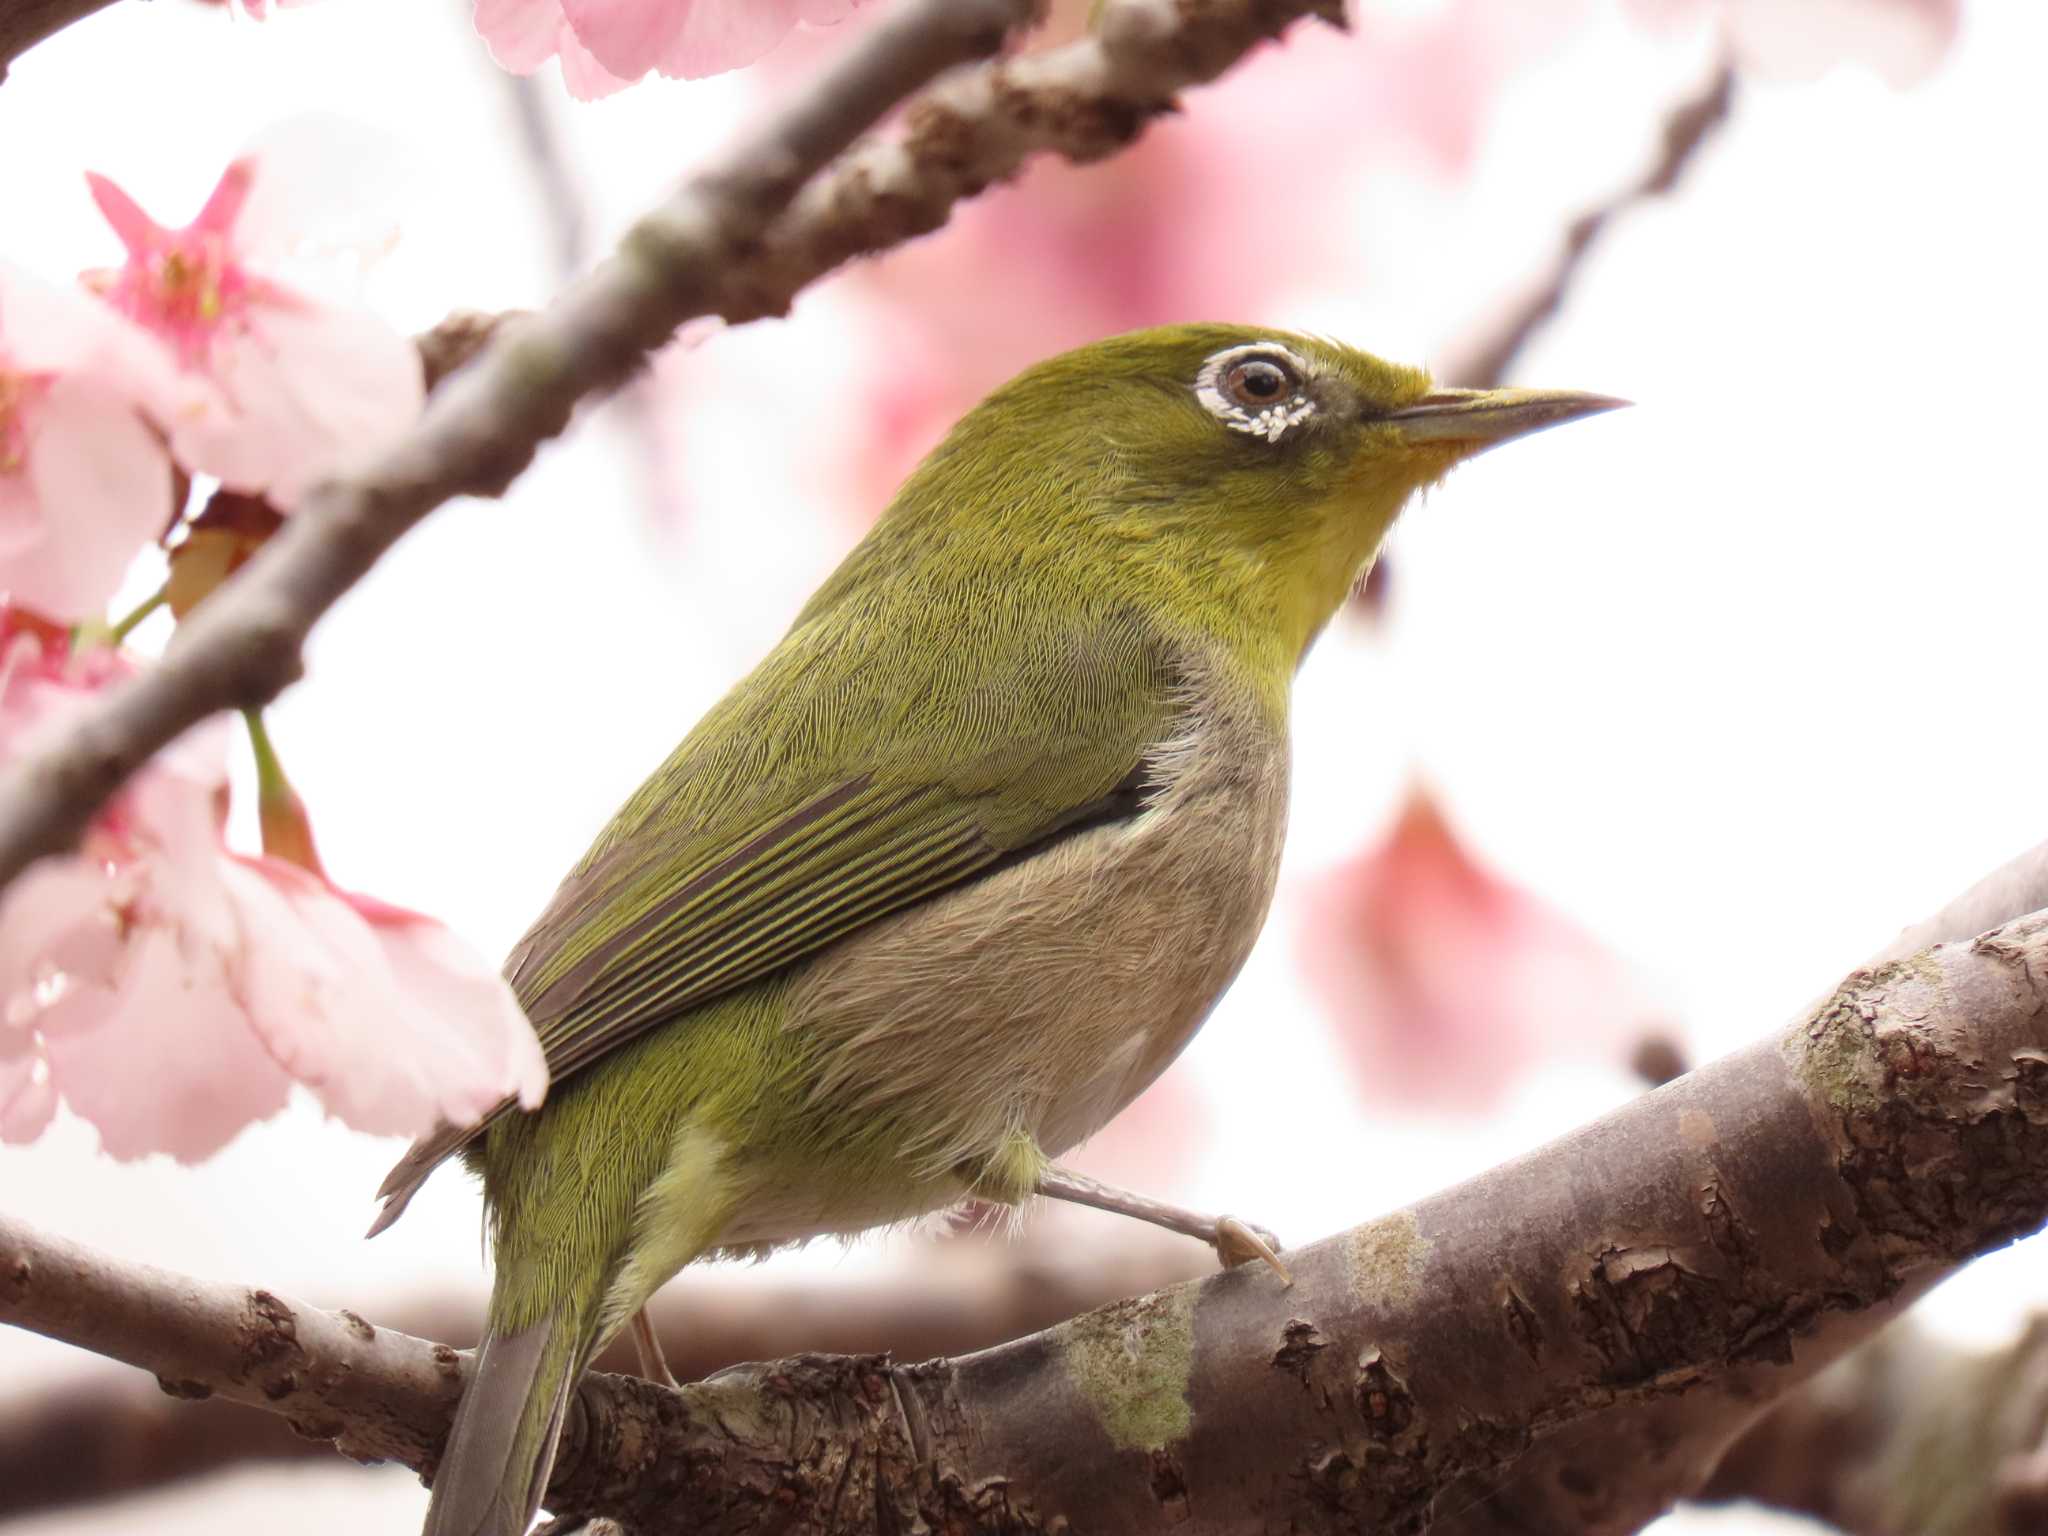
[371, 323, 1622, 1535]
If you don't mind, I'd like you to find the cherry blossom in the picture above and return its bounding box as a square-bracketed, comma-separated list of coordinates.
[215, 858, 548, 1141]
[473, 0, 636, 98]
[82, 133, 423, 510]
[1296, 787, 1663, 1113]
[473, 0, 862, 100]
[0, 262, 180, 622]
[0, 613, 545, 1160]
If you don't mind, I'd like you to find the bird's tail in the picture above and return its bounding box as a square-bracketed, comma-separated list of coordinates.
[422, 1307, 588, 1536]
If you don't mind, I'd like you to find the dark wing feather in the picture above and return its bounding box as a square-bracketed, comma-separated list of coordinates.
[369, 593, 1176, 1235]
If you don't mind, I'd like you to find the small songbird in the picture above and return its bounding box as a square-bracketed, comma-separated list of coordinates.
[374, 324, 1621, 1535]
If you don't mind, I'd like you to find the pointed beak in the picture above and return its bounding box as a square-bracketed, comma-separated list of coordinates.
[1383, 387, 1629, 455]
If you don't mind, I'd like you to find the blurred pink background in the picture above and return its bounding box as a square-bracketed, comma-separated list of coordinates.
[0, 0, 2039, 1530]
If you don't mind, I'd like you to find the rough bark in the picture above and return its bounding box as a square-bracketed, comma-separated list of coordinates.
[0, 1229, 1209, 1520]
[1427, 836, 2048, 1536]
[10, 907, 2048, 1532]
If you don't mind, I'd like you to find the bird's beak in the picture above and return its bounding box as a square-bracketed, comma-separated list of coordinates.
[1383, 387, 1629, 455]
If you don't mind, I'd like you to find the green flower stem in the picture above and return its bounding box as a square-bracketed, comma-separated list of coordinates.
[106, 588, 166, 645]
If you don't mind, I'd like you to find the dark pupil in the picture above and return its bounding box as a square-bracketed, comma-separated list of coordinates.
[1235, 362, 1286, 401]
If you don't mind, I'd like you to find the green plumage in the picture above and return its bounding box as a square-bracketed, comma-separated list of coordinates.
[387, 325, 1619, 1536]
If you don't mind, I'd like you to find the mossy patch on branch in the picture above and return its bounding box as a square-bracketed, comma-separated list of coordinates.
[1059, 1285, 1197, 1451]
[1348, 1210, 1431, 1309]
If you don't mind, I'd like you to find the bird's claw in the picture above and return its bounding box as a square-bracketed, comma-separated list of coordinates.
[1214, 1215, 1292, 1286]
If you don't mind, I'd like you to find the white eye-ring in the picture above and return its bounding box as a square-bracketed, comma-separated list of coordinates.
[1194, 342, 1317, 443]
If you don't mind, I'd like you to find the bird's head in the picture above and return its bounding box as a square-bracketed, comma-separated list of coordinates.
[874, 324, 1624, 666]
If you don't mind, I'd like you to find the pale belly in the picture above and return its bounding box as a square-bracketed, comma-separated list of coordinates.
[719, 684, 1290, 1246]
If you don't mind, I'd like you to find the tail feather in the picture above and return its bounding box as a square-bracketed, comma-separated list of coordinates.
[424, 1312, 585, 1536]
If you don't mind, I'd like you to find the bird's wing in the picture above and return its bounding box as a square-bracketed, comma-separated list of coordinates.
[369, 599, 1180, 1233]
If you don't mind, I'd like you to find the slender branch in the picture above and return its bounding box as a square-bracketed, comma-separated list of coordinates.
[1440, 61, 1736, 389]
[1866, 837, 2048, 967]
[496, 69, 588, 283]
[0, 0, 1347, 900]
[0, 0, 118, 82]
[12, 901, 2048, 1532]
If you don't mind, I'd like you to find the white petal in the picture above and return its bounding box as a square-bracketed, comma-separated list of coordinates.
[231, 117, 410, 287]
[170, 298, 423, 507]
[4, 374, 173, 618]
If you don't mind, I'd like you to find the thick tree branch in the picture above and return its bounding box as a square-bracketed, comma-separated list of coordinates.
[0, 1228, 1211, 1519]
[1425, 834, 2048, 1536]
[1440, 61, 1736, 390]
[11, 902, 2048, 1532]
[0, 0, 1348, 899]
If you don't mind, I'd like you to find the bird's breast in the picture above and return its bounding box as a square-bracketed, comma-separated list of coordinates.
[779, 660, 1290, 1196]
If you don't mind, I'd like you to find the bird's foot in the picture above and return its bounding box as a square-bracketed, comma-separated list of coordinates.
[1211, 1215, 1292, 1284]
[630, 1306, 680, 1390]
[1035, 1164, 1291, 1286]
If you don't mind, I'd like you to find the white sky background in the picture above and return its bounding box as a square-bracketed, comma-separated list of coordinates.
[1, 0, 2044, 1531]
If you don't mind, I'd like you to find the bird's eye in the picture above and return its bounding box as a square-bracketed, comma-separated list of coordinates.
[1224, 358, 1292, 407]
[1195, 342, 1317, 442]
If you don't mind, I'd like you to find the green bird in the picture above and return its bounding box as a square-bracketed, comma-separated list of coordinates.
[373, 324, 1620, 1535]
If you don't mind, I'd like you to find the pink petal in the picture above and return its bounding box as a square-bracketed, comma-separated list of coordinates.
[0, 640, 283, 1160]
[0, 859, 130, 1034]
[225, 860, 543, 1137]
[1297, 789, 1660, 1113]
[560, 0, 862, 80]
[46, 919, 292, 1161]
[474, 0, 572, 73]
[557, 22, 639, 98]
[0, 373, 172, 618]
[0, 849, 291, 1162]
[653, 0, 822, 79]
[83, 173, 161, 259]
[0, 261, 190, 424]
[559, 0, 673, 76]
[0, 860, 78, 1147]
[369, 912, 547, 1117]
[193, 158, 257, 241]
[167, 296, 423, 507]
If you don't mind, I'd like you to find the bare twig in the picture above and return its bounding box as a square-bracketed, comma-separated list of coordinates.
[1441, 62, 1736, 389]
[0, 0, 1348, 901]
[0, 0, 118, 82]
[496, 68, 588, 282]
[1866, 838, 2048, 967]
[12, 904, 2048, 1532]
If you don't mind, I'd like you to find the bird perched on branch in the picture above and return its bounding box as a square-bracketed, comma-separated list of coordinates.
[372, 323, 1621, 1536]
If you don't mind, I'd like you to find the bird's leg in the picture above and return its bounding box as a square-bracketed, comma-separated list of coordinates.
[1035, 1164, 1291, 1285]
[630, 1306, 679, 1390]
